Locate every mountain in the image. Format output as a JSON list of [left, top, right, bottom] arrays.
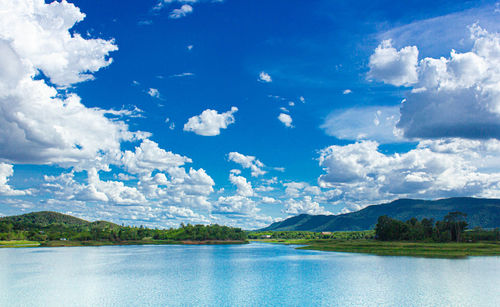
[[262, 197, 500, 232]]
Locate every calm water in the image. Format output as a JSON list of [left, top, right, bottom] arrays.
[[1, 243, 499, 307]]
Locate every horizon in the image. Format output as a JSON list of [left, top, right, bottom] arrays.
[[2, 0, 500, 229]]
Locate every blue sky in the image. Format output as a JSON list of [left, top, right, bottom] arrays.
[[1, 0, 500, 228]]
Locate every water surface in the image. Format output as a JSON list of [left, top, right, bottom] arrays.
[[1, 243, 499, 306]]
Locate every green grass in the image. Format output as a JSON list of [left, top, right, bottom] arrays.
[[254, 239, 500, 258], [0, 240, 40, 247]]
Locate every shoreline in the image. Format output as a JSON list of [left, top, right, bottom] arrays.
[[251, 239, 500, 258]]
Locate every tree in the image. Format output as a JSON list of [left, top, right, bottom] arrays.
[[444, 212, 468, 242]]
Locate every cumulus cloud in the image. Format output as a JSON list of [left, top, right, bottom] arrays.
[[215, 195, 259, 216], [258, 71, 272, 83], [0, 0, 118, 87], [43, 170, 143, 205], [229, 173, 254, 197], [0, 1, 142, 168], [169, 4, 193, 19], [278, 113, 293, 128], [183, 107, 238, 136], [119, 140, 215, 209], [318, 139, 500, 207], [370, 25, 500, 140], [284, 182, 321, 198], [122, 139, 191, 175], [283, 196, 332, 215], [321, 106, 402, 143], [343, 89, 352, 95], [261, 196, 279, 204], [368, 39, 419, 86], [228, 152, 266, 177]]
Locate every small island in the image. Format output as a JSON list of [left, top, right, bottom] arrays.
[[0, 211, 248, 248], [250, 212, 500, 258]]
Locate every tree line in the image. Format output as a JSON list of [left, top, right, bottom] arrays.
[[375, 211, 500, 242], [0, 219, 246, 242], [248, 230, 374, 240]]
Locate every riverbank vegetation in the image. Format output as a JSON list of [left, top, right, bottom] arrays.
[[0, 211, 247, 247], [251, 212, 500, 257]]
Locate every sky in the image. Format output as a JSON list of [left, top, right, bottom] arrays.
[[1, 0, 500, 229]]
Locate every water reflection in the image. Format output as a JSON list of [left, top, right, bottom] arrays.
[[0, 243, 499, 306]]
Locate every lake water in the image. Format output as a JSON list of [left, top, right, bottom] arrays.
[[1, 242, 499, 306]]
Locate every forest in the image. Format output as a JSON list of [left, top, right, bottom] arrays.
[[375, 212, 500, 242]]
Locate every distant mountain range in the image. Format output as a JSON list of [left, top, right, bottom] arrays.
[[261, 197, 500, 232]]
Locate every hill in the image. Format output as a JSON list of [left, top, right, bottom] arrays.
[[262, 197, 500, 232], [1, 211, 90, 227]]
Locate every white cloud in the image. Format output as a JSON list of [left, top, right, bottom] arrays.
[[321, 106, 402, 143], [368, 39, 419, 86], [261, 196, 279, 204], [318, 139, 500, 208], [258, 71, 272, 83], [228, 152, 266, 177], [87, 168, 146, 205], [371, 25, 500, 140], [183, 107, 238, 136], [105, 106, 144, 118], [284, 182, 321, 198], [283, 196, 332, 215], [0, 2, 142, 168], [0, 163, 28, 196], [170, 72, 194, 78], [122, 139, 191, 175], [148, 88, 161, 98], [156, 0, 199, 10], [343, 89, 352, 95], [44, 169, 147, 205], [278, 113, 293, 128], [169, 4, 194, 19], [255, 185, 274, 192], [215, 195, 259, 216], [117, 173, 135, 181], [229, 173, 254, 197], [0, 0, 118, 87], [187, 45, 193, 50]]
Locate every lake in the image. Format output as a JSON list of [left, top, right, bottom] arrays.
[[1, 242, 499, 306]]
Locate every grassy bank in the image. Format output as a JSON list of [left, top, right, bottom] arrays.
[[253, 239, 500, 258], [0, 240, 41, 248]]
